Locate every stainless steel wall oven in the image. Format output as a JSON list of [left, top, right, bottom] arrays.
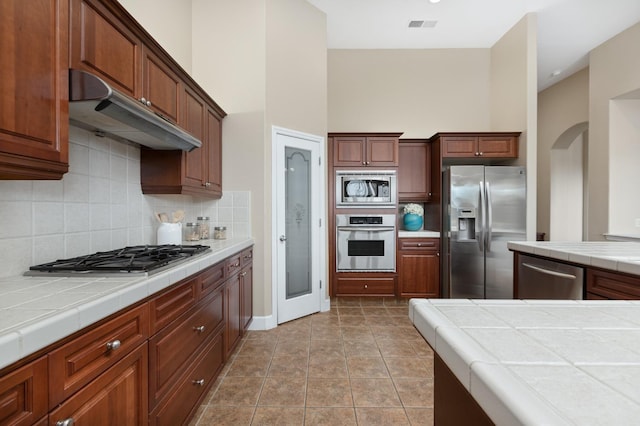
[[336, 214, 396, 272]]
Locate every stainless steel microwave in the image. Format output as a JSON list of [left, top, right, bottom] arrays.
[[335, 170, 397, 208]]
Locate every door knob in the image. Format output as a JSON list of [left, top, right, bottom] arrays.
[[279, 235, 287, 242]]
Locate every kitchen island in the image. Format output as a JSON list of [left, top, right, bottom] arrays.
[[410, 298, 640, 425]]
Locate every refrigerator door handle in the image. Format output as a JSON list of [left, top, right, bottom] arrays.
[[486, 181, 492, 252], [478, 181, 485, 252]]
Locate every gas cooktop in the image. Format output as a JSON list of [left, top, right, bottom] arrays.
[[26, 244, 211, 276]]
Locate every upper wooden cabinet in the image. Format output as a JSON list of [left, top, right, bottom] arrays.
[[70, 0, 181, 124], [398, 139, 431, 202], [330, 133, 401, 167], [434, 132, 520, 159], [0, 0, 69, 179]]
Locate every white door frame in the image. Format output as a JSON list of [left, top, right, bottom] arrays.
[[271, 126, 329, 328]]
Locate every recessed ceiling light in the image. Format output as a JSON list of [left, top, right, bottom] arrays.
[[408, 20, 438, 28], [430, 0, 441, 3], [550, 70, 562, 78]]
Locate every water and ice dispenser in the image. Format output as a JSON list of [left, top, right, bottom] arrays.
[[456, 208, 476, 241]]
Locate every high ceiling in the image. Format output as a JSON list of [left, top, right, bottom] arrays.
[[306, 0, 640, 91]]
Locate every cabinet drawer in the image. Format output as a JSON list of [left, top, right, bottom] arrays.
[[150, 331, 224, 426], [148, 286, 224, 407], [241, 248, 254, 267], [399, 238, 439, 251], [587, 268, 640, 299], [48, 303, 149, 408], [0, 356, 48, 426], [226, 253, 242, 277], [199, 261, 225, 298], [335, 278, 396, 296], [150, 278, 198, 333]]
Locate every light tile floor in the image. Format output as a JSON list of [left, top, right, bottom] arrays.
[[190, 297, 435, 425]]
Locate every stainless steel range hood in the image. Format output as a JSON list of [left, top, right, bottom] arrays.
[[68, 69, 201, 152]]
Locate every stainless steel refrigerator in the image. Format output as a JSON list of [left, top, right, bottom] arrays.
[[442, 165, 526, 299]]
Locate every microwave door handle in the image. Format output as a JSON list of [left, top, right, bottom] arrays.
[[338, 226, 395, 232]]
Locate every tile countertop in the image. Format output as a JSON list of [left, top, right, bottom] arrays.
[[507, 241, 640, 276], [0, 237, 254, 371], [409, 298, 640, 425], [398, 230, 440, 238]]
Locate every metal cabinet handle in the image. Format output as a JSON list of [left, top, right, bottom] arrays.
[[479, 152, 483, 156], [362, 161, 366, 165], [364, 284, 368, 289], [56, 419, 74, 426], [193, 325, 205, 333], [241, 271, 247, 277], [522, 263, 577, 280], [140, 97, 147, 104], [146, 100, 152, 107], [279, 235, 287, 242], [193, 379, 205, 386], [106, 340, 121, 351]]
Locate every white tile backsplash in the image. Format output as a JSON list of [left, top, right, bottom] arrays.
[[0, 126, 251, 278]]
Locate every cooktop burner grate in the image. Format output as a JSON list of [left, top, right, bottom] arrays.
[[28, 244, 211, 274]]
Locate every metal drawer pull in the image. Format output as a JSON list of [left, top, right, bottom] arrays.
[[105, 340, 121, 351], [241, 271, 247, 277], [193, 379, 205, 386], [56, 419, 74, 426], [364, 284, 368, 289], [522, 263, 577, 280], [193, 325, 205, 333]]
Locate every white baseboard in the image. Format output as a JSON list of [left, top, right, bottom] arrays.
[[247, 314, 277, 331]]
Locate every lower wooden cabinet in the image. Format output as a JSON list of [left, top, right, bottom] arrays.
[[586, 268, 640, 299], [398, 238, 440, 298], [0, 245, 253, 426], [334, 276, 396, 296], [0, 356, 48, 426], [49, 342, 149, 426]]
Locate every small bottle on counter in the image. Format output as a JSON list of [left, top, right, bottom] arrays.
[[184, 222, 200, 241], [197, 216, 210, 239], [213, 226, 227, 240]]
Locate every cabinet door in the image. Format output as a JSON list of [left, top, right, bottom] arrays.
[[70, 0, 141, 99], [224, 274, 242, 359], [0, 0, 69, 179], [333, 136, 367, 166], [440, 136, 478, 158], [205, 106, 223, 196], [0, 356, 48, 426], [182, 86, 207, 190], [49, 343, 148, 426], [367, 136, 399, 166], [398, 239, 440, 297], [586, 268, 640, 300], [398, 141, 430, 201], [241, 262, 253, 331], [142, 47, 181, 124], [477, 135, 518, 158]]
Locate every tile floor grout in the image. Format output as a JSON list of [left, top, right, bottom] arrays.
[[190, 297, 434, 425]]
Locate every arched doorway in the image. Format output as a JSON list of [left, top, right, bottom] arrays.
[[549, 122, 589, 241]]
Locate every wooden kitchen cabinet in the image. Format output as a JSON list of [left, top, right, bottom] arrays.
[[240, 248, 254, 331], [48, 303, 150, 408], [140, 92, 225, 198], [330, 133, 401, 167], [0, 356, 48, 426], [586, 268, 640, 300], [334, 276, 396, 296], [49, 342, 149, 426], [398, 238, 440, 297], [435, 132, 520, 159], [0, 0, 69, 179], [398, 139, 432, 201], [70, 0, 180, 123]]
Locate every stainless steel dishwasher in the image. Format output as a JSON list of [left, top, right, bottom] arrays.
[[517, 254, 584, 299]]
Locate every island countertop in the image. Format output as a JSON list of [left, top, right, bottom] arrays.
[[0, 238, 254, 371], [410, 298, 640, 425], [507, 241, 640, 276]]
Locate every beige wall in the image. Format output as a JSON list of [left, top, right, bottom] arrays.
[[589, 22, 640, 240], [489, 13, 537, 240], [117, 0, 193, 73], [537, 68, 589, 239], [327, 49, 492, 136]]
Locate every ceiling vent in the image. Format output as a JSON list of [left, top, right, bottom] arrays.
[[408, 20, 438, 28]]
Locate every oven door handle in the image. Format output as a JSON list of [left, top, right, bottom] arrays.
[[337, 226, 396, 232]]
